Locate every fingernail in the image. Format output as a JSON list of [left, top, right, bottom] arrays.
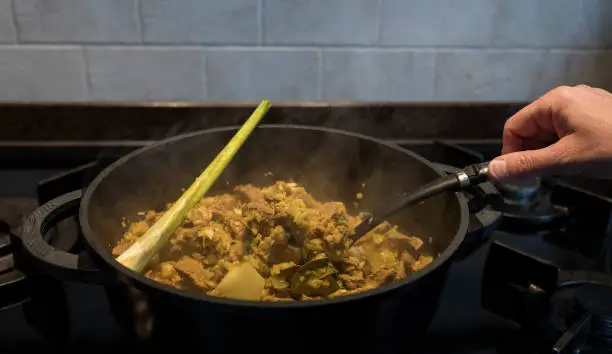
[[489, 159, 508, 179]]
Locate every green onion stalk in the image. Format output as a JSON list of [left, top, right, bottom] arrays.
[[117, 100, 272, 272]]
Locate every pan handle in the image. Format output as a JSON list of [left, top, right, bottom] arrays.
[[19, 190, 113, 284], [453, 178, 503, 261]]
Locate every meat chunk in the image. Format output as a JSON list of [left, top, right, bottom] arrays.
[[345, 225, 425, 288], [237, 185, 275, 237], [199, 222, 244, 263], [234, 184, 267, 204], [411, 255, 434, 272], [173, 256, 217, 290], [251, 226, 301, 265], [186, 194, 238, 227], [111, 221, 150, 257], [145, 262, 183, 288]]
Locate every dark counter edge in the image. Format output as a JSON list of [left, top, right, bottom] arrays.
[[0, 101, 526, 141]]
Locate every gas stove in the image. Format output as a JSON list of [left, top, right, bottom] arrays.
[[0, 138, 611, 353]]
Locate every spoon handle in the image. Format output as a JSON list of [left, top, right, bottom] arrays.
[[352, 161, 490, 240]]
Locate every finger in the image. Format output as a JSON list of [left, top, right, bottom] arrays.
[[590, 87, 612, 97], [489, 138, 574, 180], [501, 124, 522, 155], [502, 126, 558, 155], [575, 84, 611, 97], [501, 87, 572, 154]]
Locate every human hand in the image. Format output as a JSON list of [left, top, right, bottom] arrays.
[[489, 85, 612, 181]]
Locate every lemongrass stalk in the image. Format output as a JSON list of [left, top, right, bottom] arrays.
[[117, 100, 272, 272]]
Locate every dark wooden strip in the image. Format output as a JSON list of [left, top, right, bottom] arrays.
[[0, 103, 523, 141]]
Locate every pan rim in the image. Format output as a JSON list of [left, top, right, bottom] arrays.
[[80, 124, 469, 309]]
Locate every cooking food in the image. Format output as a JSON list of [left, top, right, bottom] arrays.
[[20, 125, 472, 353], [113, 180, 433, 301], [116, 100, 271, 272]]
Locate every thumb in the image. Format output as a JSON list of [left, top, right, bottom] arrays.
[[489, 144, 570, 180]]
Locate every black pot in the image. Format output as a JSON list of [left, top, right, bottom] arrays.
[[19, 126, 491, 353]]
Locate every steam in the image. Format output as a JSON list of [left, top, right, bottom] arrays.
[[87, 106, 437, 254]]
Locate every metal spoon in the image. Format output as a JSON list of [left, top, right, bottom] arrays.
[[290, 162, 491, 297], [290, 255, 339, 297], [351, 161, 490, 242]]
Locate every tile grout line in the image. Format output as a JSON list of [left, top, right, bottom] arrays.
[[0, 42, 609, 52], [375, 0, 383, 45], [200, 48, 207, 100], [135, 0, 143, 43], [80, 46, 92, 101], [317, 49, 324, 100], [431, 49, 439, 101], [258, 0, 264, 45], [8, 0, 19, 43]]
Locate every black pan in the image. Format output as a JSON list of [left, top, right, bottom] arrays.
[[19, 125, 490, 354]]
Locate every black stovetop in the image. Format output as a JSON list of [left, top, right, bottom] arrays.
[[1, 139, 612, 354]]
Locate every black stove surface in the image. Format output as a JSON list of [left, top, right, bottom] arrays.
[[0, 139, 611, 353]]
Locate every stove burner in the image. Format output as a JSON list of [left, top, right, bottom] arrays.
[[2, 138, 610, 353], [496, 177, 541, 203], [575, 284, 612, 345], [0, 221, 29, 311], [483, 241, 612, 353], [493, 178, 568, 229], [550, 283, 612, 353]]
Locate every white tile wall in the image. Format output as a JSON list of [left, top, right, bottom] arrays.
[[0, 0, 16, 43], [558, 51, 612, 89], [141, 0, 258, 44], [322, 49, 435, 101], [14, 0, 139, 43], [491, 0, 596, 48], [0, 0, 609, 102], [86, 47, 204, 101], [583, 0, 612, 46], [380, 0, 499, 47], [204, 48, 320, 100], [264, 0, 380, 45], [0, 46, 86, 100], [434, 50, 552, 101]]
